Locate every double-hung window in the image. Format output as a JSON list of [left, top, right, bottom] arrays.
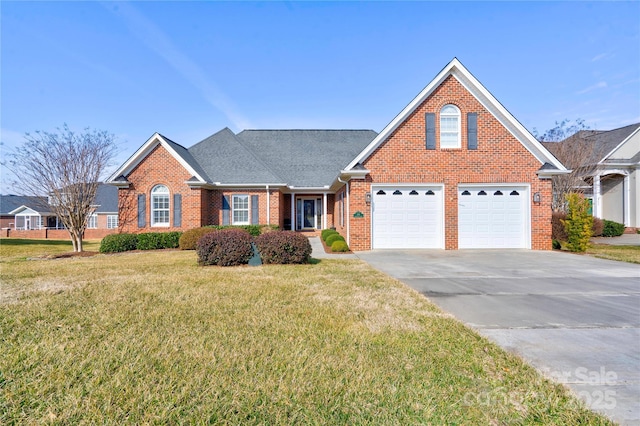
[[440, 104, 461, 149], [107, 215, 118, 229], [151, 185, 170, 226], [87, 214, 98, 229], [232, 195, 249, 225]]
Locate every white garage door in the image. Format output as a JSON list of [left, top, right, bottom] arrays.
[[458, 186, 529, 249], [372, 186, 443, 249]]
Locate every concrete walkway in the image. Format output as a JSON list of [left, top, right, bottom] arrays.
[[308, 236, 358, 259], [592, 234, 640, 246]]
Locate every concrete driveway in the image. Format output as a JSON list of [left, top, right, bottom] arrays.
[[357, 250, 640, 425]]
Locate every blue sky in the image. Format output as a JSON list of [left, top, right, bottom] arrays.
[[1, 1, 639, 193]]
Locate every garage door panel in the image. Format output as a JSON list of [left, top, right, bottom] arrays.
[[458, 186, 528, 249], [373, 186, 443, 249]]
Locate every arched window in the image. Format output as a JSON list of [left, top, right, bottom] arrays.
[[440, 104, 461, 149], [151, 184, 170, 226]]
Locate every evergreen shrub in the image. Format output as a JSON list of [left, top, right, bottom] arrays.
[[100, 233, 138, 253], [602, 220, 625, 237], [179, 227, 218, 250], [325, 234, 345, 246], [562, 193, 593, 252], [331, 240, 350, 252]]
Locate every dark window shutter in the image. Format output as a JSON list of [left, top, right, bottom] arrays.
[[222, 195, 230, 226], [467, 112, 478, 150], [425, 113, 436, 150], [251, 195, 259, 225], [173, 194, 182, 227], [137, 194, 146, 228]]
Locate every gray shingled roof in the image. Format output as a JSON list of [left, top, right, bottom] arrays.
[[0, 195, 47, 214], [1, 183, 117, 215], [93, 184, 118, 213], [188, 128, 284, 185], [544, 123, 639, 167], [236, 130, 378, 187], [159, 133, 211, 182]]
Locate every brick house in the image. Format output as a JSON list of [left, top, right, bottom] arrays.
[[107, 58, 566, 250]]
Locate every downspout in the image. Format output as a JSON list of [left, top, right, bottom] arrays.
[[266, 185, 270, 225], [337, 176, 350, 246]]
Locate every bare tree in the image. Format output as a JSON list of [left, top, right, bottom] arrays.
[[536, 119, 600, 212], [5, 124, 117, 251]]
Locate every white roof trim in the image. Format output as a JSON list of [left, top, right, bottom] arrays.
[[599, 125, 640, 164], [9, 206, 41, 215], [106, 133, 207, 184], [345, 58, 566, 172]]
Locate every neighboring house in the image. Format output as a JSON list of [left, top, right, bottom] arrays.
[[0, 184, 119, 239], [544, 123, 640, 228], [107, 58, 566, 250]]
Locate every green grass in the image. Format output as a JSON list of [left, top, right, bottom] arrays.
[[0, 240, 612, 424], [587, 243, 640, 264], [0, 237, 101, 259]]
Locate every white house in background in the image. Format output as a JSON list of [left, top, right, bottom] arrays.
[[547, 123, 639, 228]]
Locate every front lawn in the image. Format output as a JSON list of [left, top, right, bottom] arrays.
[[587, 243, 640, 264], [0, 240, 611, 424]]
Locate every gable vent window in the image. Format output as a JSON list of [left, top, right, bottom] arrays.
[[409, 190, 419, 195], [393, 190, 403, 195], [510, 190, 520, 196], [461, 190, 471, 196], [440, 104, 461, 149], [426, 190, 435, 195], [376, 190, 386, 195], [494, 190, 503, 196], [478, 190, 487, 196]]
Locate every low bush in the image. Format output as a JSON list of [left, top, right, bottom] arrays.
[[321, 229, 338, 241], [592, 217, 604, 237], [179, 227, 218, 250], [255, 231, 312, 264], [552, 239, 562, 250], [100, 233, 138, 253], [196, 228, 254, 266], [325, 234, 345, 246], [137, 232, 182, 250], [552, 212, 568, 242], [331, 240, 350, 252], [205, 225, 262, 237], [602, 220, 625, 237]]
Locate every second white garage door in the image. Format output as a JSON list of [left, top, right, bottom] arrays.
[[372, 185, 444, 249], [458, 185, 529, 249]]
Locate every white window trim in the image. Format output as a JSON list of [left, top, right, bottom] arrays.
[[107, 215, 118, 229], [87, 213, 98, 229], [232, 194, 250, 225], [151, 185, 170, 227], [440, 104, 461, 149]]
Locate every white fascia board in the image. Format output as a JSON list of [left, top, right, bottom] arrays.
[[207, 183, 288, 188], [537, 168, 572, 179], [340, 168, 370, 178], [345, 58, 567, 172], [599, 126, 640, 164], [9, 206, 39, 215], [106, 133, 207, 184]]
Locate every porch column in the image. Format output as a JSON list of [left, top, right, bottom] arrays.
[[624, 174, 630, 226], [290, 194, 295, 231], [266, 185, 270, 225], [323, 192, 327, 229], [593, 174, 601, 219]]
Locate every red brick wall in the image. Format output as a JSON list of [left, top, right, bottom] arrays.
[[119, 144, 205, 233], [350, 75, 552, 251], [208, 189, 281, 227]]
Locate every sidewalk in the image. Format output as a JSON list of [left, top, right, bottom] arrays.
[[308, 236, 358, 259], [591, 233, 640, 246]]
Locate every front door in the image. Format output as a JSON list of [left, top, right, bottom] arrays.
[[303, 199, 315, 228]]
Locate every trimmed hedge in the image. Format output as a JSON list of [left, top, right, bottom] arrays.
[[137, 232, 182, 250], [179, 227, 218, 250], [255, 231, 312, 264], [100, 233, 138, 253], [331, 240, 350, 252], [196, 228, 254, 266], [325, 234, 345, 246], [602, 220, 625, 237], [205, 225, 265, 237], [321, 229, 338, 241]]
